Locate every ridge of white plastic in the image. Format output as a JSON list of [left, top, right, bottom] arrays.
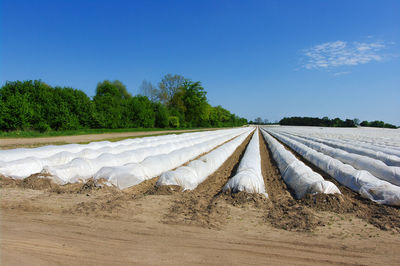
[[260, 129, 340, 199], [223, 130, 267, 197], [266, 129, 400, 206], [156, 128, 254, 190]]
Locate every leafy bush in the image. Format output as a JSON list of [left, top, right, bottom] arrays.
[[168, 116, 180, 128], [36, 121, 51, 133]]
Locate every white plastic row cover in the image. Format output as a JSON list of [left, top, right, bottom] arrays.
[[0, 129, 230, 162], [278, 132, 400, 187], [272, 126, 400, 157], [266, 130, 400, 206], [41, 128, 245, 184], [279, 130, 400, 167], [260, 129, 340, 199], [223, 130, 267, 196], [94, 128, 252, 189], [156, 128, 254, 190], [0, 129, 238, 181]]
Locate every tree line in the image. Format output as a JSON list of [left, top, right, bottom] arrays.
[[279, 116, 397, 128], [359, 120, 397, 129], [280, 116, 357, 127], [0, 74, 247, 132]]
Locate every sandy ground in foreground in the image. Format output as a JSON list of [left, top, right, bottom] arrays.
[[1, 130, 400, 265]]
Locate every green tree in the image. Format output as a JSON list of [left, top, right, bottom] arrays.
[[153, 102, 169, 128], [181, 81, 209, 127], [95, 80, 131, 99], [158, 74, 186, 104], [93, 80, 131, 128], [127, 96, 155, 128], [209, 105, 231, 127], [0, 92, 33, 130]]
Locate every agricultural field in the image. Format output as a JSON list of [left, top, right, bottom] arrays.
[[1, 126, 400, 265]]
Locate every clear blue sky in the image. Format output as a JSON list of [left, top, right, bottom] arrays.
[[1, 0, 399, 124]]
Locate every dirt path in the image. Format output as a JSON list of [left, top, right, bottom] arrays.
[[1, 128, 400, 265], [0, 128, 218, 149]]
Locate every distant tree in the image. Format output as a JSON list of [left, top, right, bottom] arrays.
[[344, 119, 356, 127], [209, 105, 231, 127], [158, 74, 186, 105], [127, 95, 155, 128], [95, 80, 131, 100], [280, 116, 356, 127], [139, 80, 159, 102], [359, 119, 397, 128], [93, 80, 133, 128], [353, 118, 360, 126], [332, 117, 344, 127], [181, 81, 209, 127], [264, 119, 269, 124], [369, 120, 385, 128], [0, 89, 33, 130], [255, 117, 263, 124], [384, 123, 397, 129], [153, 102, 169, 128], [93, 95, 126, 128]]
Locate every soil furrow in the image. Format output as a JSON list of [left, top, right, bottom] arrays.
[[162, 131, 254, 228]]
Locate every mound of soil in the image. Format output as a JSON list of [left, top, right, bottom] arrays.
[[300, 193, 349, 213], [0, 174, 56, 190], [220, 190, 269, 208], [50, 179, 99, 194], [146, 185, 183, 195]]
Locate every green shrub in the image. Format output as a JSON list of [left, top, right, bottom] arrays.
[[168, 116, 180, 128], [36, 121, 51, 133]]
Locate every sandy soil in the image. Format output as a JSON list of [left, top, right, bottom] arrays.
[[1, 128, 400, 265], [0, 128, 217, 149]]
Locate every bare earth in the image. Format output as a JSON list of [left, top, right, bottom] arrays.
[[1, 129, 400, 265]]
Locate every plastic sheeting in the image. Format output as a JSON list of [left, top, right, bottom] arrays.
[[156, 128, 254, 190], [284, 132, 400, 167], [95, 128, 252, 189], [270, 126, 400, 157], [40, 129, 244, 183], [0, 128, 239, 181], [326, 138, 400, 158], [260, 129, 340, 199], [277, 132, 400, 187], [266, 129, 400, 206], [0, 129, 228, 162], [223, 130, 267, 196]]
